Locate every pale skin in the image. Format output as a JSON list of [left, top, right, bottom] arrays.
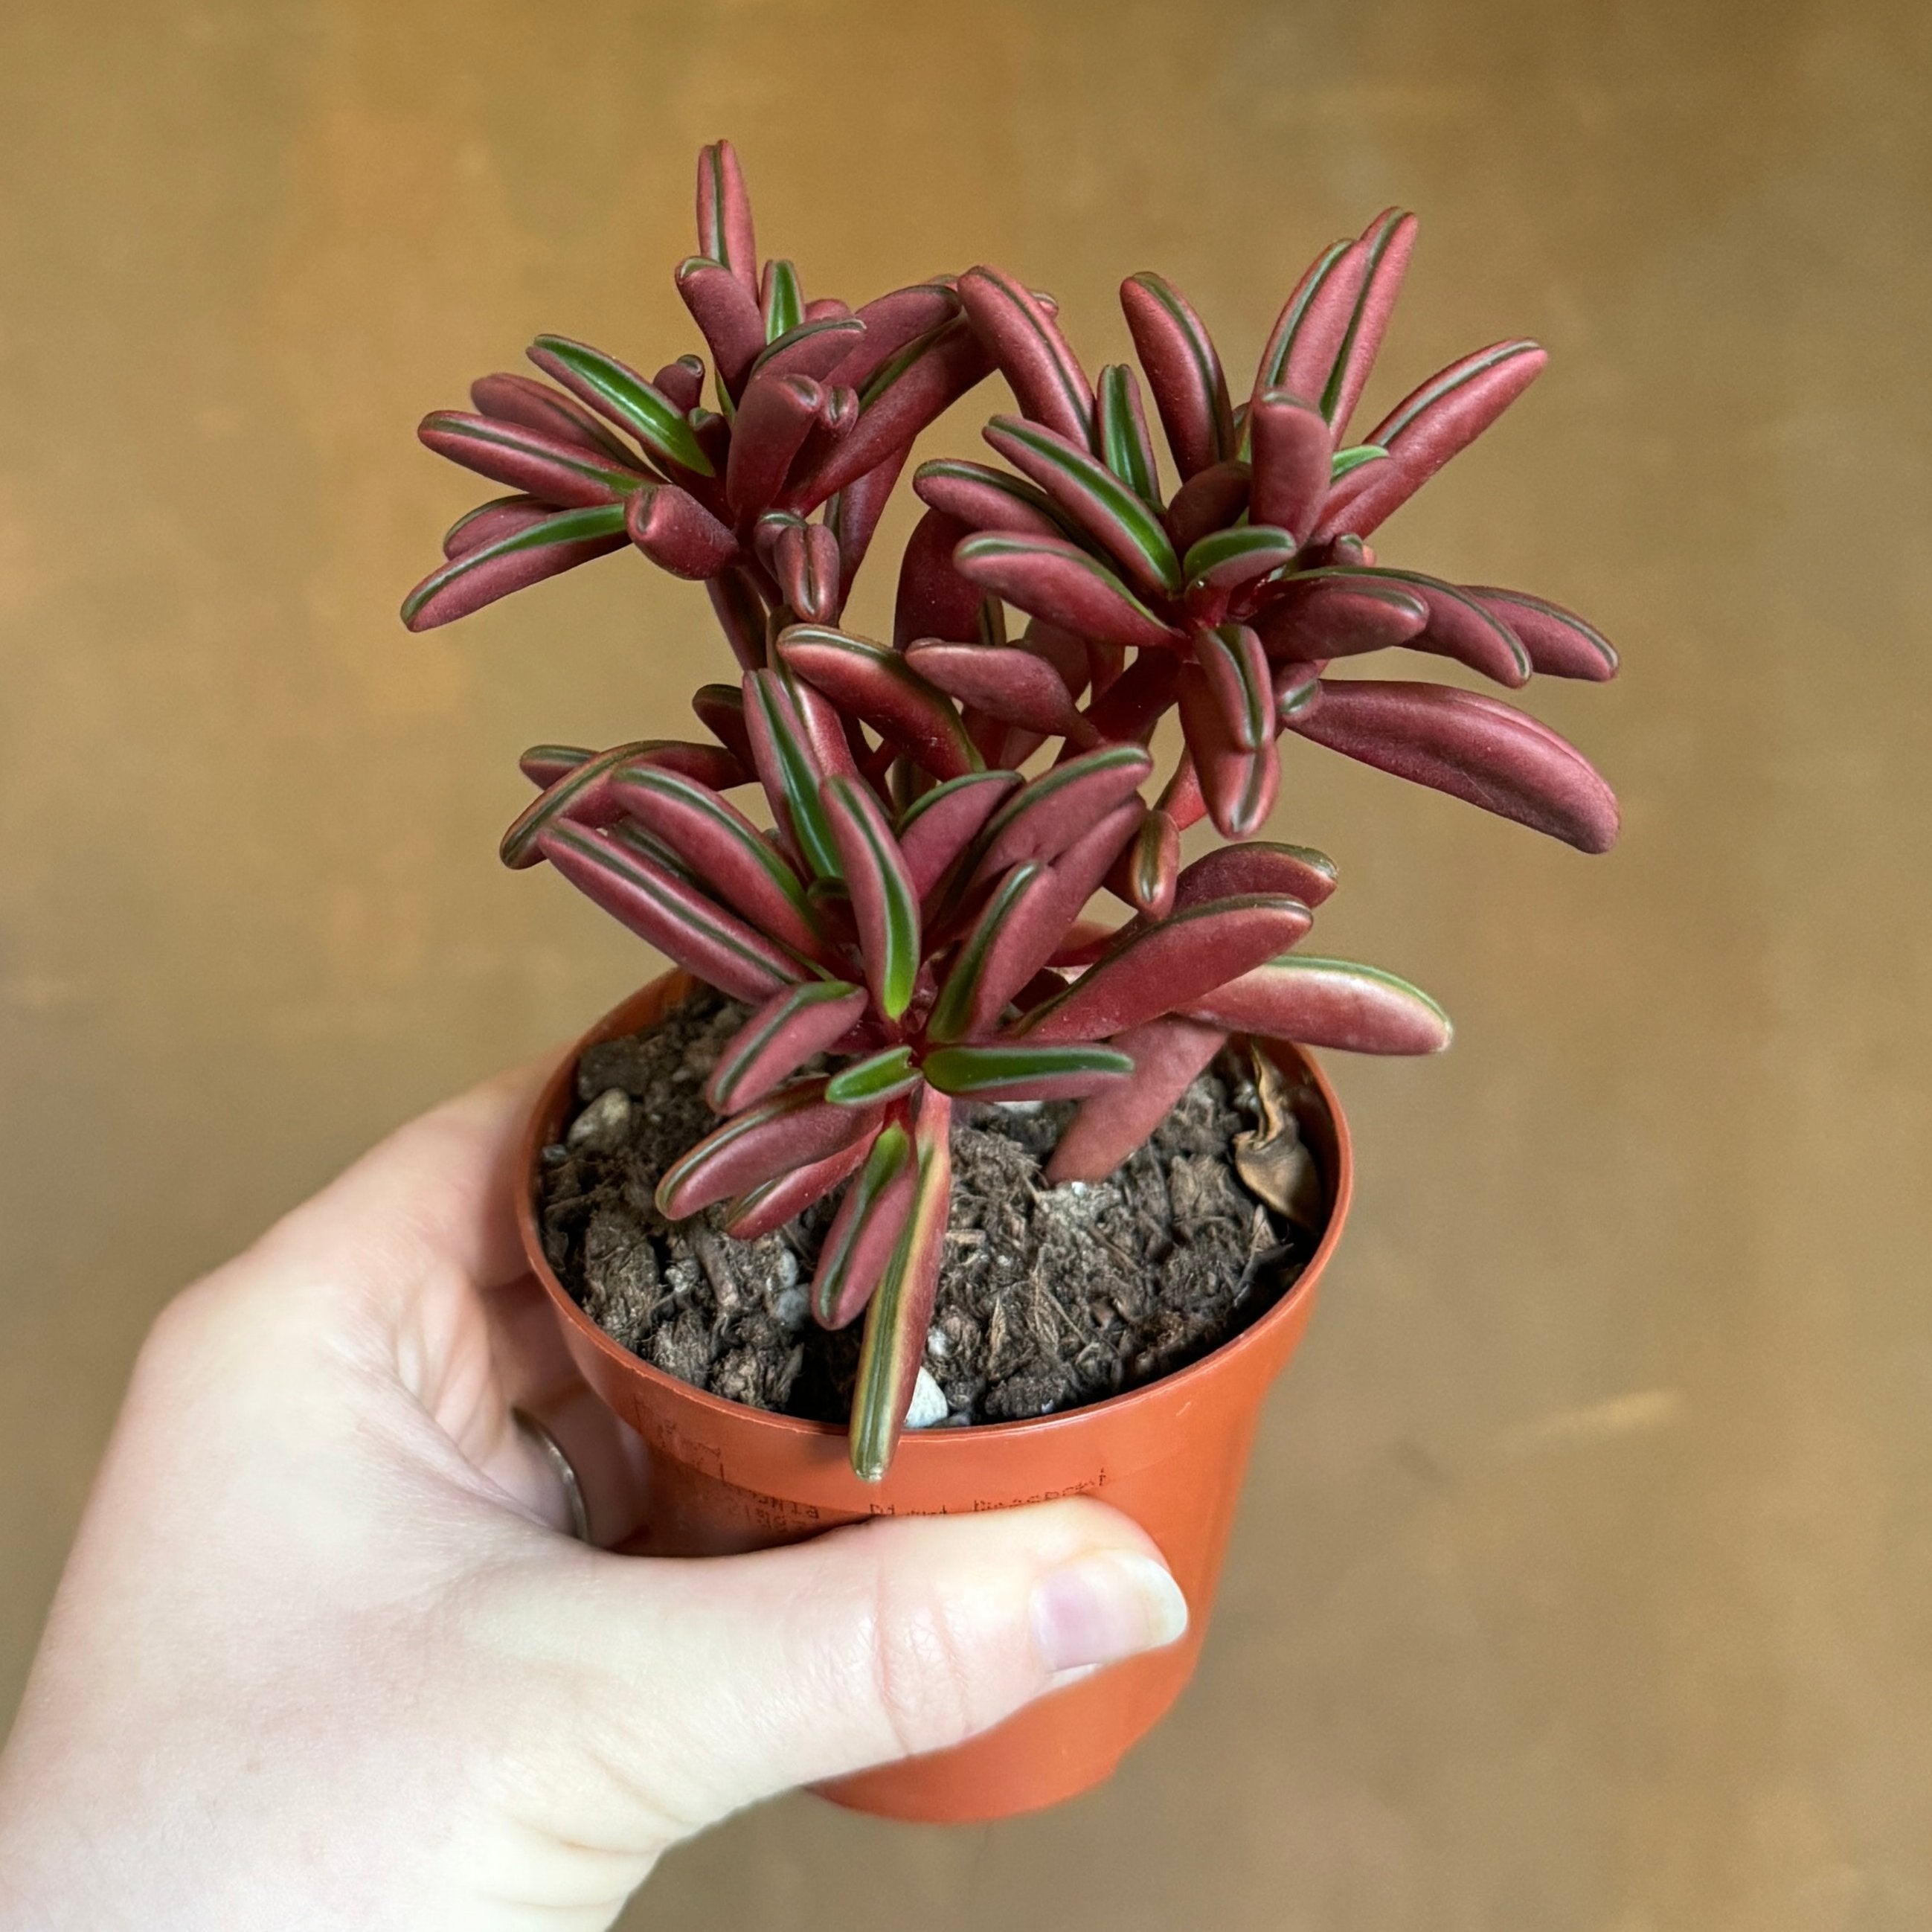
[[0, 1065, 1187, 1931]]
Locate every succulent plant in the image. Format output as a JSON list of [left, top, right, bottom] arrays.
[[402, 141, 991, 652], [405, 144, 1621, 1477], [504, 643, 1448, 1477], [886, 215, 1620, 918]]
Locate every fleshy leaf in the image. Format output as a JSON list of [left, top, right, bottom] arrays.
[[742, 669, 842, 879], [1248, 389, 1332, 538], [1197, 623, 1273, 753], [723, 1132, 875, 1241], [1313, 339, 1547, 542], [725, 372, 825, 517], [1119, 272, 1233, 479], [1096, 362, 1163, 506], [1110, 807, 1179, 917], [469, 371, 640, 465], [528, 336, 713, 478], [1046, 1016, 1228, 1184], [896, 769, 1021, 898], [777, 625, 982, 780], [1297, 567, 1530, 687], [1172, 840, 1336, 911], [1462, 586, 1620, 681], [749, 314, 867, 385], [1182, 524, 1299, 591], [1284, 678, 1620, 852], [822, 774, 921, 1019], [443, 494, 550, 559], [502, 739, 746, 867], [1322, 208, 1419, 436], [1253, 572, 1428, 661], [953, 533, 1183, 652], [849, 1093, 953, 1480], [983, 415, 1181, 597], [655, 1079, 879, 1220], [609, 763, 825, 957], [1164, 457, 1252, 556], [1177, 662, 1279, 838], [675, 255, 766, 399], [957, 266, 1094, 445], [1254, 237, 1369, 408], [810, 1120, 917, 1329], [1018, 894, 1314, 1043], [903, 640, 1094, 745], [972, 742, 1153, 879], [914, 457, 1067, 540], [707, 980, 870, 1113], [400, 503, 627, 631], [536, 821, 804, 1003], [417, 411, 641, 507], [1186, 954, 1452, 1054], [923, 1042, 1132, 1101], [625, 484, 739, 579], [696, 139, 757, 296], [705, 565, 769, 672], [825, 1046, 922, 1106], [761, 257, 803, 342]]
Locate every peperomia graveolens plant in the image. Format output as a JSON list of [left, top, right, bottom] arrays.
[[405, 143, 1617, 1477]]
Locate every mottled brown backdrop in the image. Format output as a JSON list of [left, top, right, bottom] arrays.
[[4, 1, 1929, 1925]]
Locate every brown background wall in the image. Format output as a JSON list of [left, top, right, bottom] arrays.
[[3, 1, 1929, 1925]]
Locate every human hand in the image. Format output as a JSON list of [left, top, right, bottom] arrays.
[[0, 1065, 1186, 1931]]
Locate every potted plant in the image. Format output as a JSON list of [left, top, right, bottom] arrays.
[[402, 141, 1619, 1821]]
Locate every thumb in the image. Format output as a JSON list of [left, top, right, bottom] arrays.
[[542, 1499, 1188, 1829]]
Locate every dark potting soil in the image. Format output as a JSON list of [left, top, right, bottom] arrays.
[[536, 989, 1323, 1428]]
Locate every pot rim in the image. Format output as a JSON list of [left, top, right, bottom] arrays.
[[518, 972, 1355, 1452]]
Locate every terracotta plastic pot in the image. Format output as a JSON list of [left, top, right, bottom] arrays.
[[517, 972, 1354, 1823]]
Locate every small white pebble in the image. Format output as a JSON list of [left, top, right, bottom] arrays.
[[771, 1247, 799, 1288], [904, 1367, 949, 1429], [772, 1286, 809, 1330], [925, 1325, 951, 1360], [993, 1099, 1043, 1115], [567, 1087, 632, 1151]]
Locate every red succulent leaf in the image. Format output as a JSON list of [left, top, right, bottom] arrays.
[[1313, 340, 1547, 543], [771, 519, 841, 623], [675, 255, 766, 399], [1177, 663, 1280, 839], [1164, 458, 1252, 556], [823, 445, 908, 604], [795, 317, 992, 507], [692, 682, 756, 768], [400, 503, 627, 631], [1284, 678, 1620, 852], [1254, 237, 1370, 410], [810, 1119, 918, 1329], [1019, 893, 1313, 1044], [609, 763, 826, 957], [760, 257, 803, 342], [536, 821, 806, 1003], [650, 356, 708, 414], [624, 484, 739, 579], [914, 457, 1068, 541], [1461, 586, 1620, 681], [1045, 1015, 1228, 1184], [1106, 806, 1179, 917], [527, 335, 713, 479], [830, 283, 961, 391], [1291, 567, 1530, 686], [903, 640, 1096, 745], [1196, 623, 1274, 753], [748, 314, 867, 385], [655, 1078, 880, 1220], [777, 625, 982, 779], [957, 266, 1094, 446], [1185, 954, 1452, 1054], [1082, 648, 1182, 744], [722, 1130, 875, 1241], [742, 668, 845, 878], [696, 139, 757, 298], [825, 1046, 923, 1106], [952, 532, 1183, 652], [983, 416, 1181, 597], [442, 495, 550, 560], [1095, 362, 1163, 506], [1248, 389, 1334, 537], [1181, 524, 1300, 594], [1172, 839, 1336, 911], [417, 411, 641, 507], [972, 742, 1152, 879], [469, 372, 641, 466], [894, 507, 984, 649], [1322, 208, 1419, 437], [849, 1092, 953, 1480], [822, 774, 921, 1019], [922, 1042, 1132, 1103], [1253, 572, 1428, 660], [706, 980, 870, 1113], [725, 371, 824, 518], [705, 565, 770, 672], [1118, 272, 1233, 481], [517, 743, 591, 787], [895, 769, 1021, 899], [502, 737, 750, 867]]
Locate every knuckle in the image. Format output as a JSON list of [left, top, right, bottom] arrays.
[[863, 1559, 988, 1759]]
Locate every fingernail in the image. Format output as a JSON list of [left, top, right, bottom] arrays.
[[1030, 1550, 1190, 1675]]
